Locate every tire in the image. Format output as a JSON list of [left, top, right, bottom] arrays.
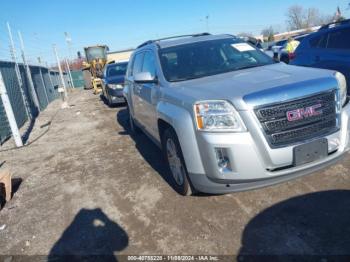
[[83, 70, 93, 89], [106, 94, 112, 106], [127, 104, 141, 135], [280, 54, 290, 64], [161, 128, 193, 196]]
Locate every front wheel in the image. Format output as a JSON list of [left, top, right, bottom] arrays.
[[106, 94, 112, 106], [161, 128, 193, 196]]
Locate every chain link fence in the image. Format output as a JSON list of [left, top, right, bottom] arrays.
[[0, 60, 69, 144]]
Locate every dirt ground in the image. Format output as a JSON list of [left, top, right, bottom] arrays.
[[0, 89, 349, 259]]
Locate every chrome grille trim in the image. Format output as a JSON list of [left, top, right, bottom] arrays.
[[254, 90, 339, 147]]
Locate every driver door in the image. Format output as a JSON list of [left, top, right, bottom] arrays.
[[130, 52, 145, 125], [137, 50, 160, 138]]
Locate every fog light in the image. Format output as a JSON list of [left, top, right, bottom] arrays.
[[218, 157, 229, 169], [215, 148, 231, 172]]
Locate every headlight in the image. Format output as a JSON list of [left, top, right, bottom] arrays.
[[109, 84, 123, 90], [194, 100, 246, 132], [335, 72, 347, 106]]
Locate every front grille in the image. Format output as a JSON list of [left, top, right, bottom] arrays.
[[255, 90, 338, 147]]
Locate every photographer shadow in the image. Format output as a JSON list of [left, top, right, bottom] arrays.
[[238, 190, 350, 261], [48, 208, 128, 261]]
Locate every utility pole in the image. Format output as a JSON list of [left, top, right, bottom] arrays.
[[34, 33, 43, 66], [18, 31, 41, 112], [0, 70, 23, 147], [65, 58, 74, 88], [53, 44, 68, 104], [7, 22, 31, 119], [64, 32, 73, 61]]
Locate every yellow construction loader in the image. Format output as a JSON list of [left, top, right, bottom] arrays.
[[82, 45, 109, 94]]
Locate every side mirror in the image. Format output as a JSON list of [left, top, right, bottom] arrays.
[[134, 72, 158, 84]]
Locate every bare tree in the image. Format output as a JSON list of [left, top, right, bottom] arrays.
[[261, 26, 275, 41], [318, 14, 335, 25], [286, 5, 305, 30], [237, 32, 253, 38], [286, 5, 334, 30], [306, 8, 320, 27]]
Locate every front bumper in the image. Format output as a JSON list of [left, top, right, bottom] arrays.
[[107, 88, 125, 104], [189, 102, 350, 194]]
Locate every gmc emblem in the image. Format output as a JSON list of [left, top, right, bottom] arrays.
[[286, 104, 322, 122]]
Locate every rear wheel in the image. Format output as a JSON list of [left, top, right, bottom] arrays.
[[280, 54, 290, 64], [161, 128, 193, 196]]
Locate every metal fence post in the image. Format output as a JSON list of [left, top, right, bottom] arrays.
[[39, 67, 50, 105], [0, 70, 23, 147], [48, 70, 55, 95], [53, 45, 68, 99], [65, 58, 74, 88], [18, 31, 41, 112], [7, 22, 31, 119]]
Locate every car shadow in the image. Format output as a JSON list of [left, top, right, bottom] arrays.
[[116, 109, 213, 196], [116, 108, 185, 195], [238, 190, 350, 261], [48, 208, 128, 261]]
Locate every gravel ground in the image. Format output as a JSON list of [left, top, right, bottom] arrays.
[[0, 89, 349, 259]]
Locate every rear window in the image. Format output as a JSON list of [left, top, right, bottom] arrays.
[[327, 28, 350, 49], [310, 27, 350, 50], [106, 62, 128, 77]]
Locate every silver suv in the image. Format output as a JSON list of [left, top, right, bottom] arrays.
[[123, 33, 350, 196]]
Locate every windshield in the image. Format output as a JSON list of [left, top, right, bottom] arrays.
[[86, 47, 107, 61], [159, 38, 274, 82], [106, 62, 128, 77]]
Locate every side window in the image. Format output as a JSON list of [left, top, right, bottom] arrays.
[[327, 28, 350, 49], [142, 51, 156, 78], [310, 34, 327, 48], [131, 52, 144, 76]]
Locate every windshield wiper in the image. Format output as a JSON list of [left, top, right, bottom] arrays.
[[170, 75, 206, 82], [236, 64, 264, 71]]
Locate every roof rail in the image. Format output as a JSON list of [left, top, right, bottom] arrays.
[[136, 33, 211, 49], [319, 19, 350, 30], [137, 40, 154, 49]]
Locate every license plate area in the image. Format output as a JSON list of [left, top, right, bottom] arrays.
[[293, 138, 328, 166]]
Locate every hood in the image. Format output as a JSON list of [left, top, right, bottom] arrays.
[[105, 75, 125, 84], [169, 63, 337, 110]]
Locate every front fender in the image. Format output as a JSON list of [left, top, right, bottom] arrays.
[[157, 101, 205, 175], [122, 84, 130, 101]]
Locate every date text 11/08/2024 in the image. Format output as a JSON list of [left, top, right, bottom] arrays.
[[127, 255, 220, 261]]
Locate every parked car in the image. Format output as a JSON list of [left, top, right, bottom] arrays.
[[269, 34, 308, 63], [245, 36, 264, 50], [123, 33, 350, 196], [290, 19, 350, 90], [101, 61, 128, 105], [265, 39, 287, 59]]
